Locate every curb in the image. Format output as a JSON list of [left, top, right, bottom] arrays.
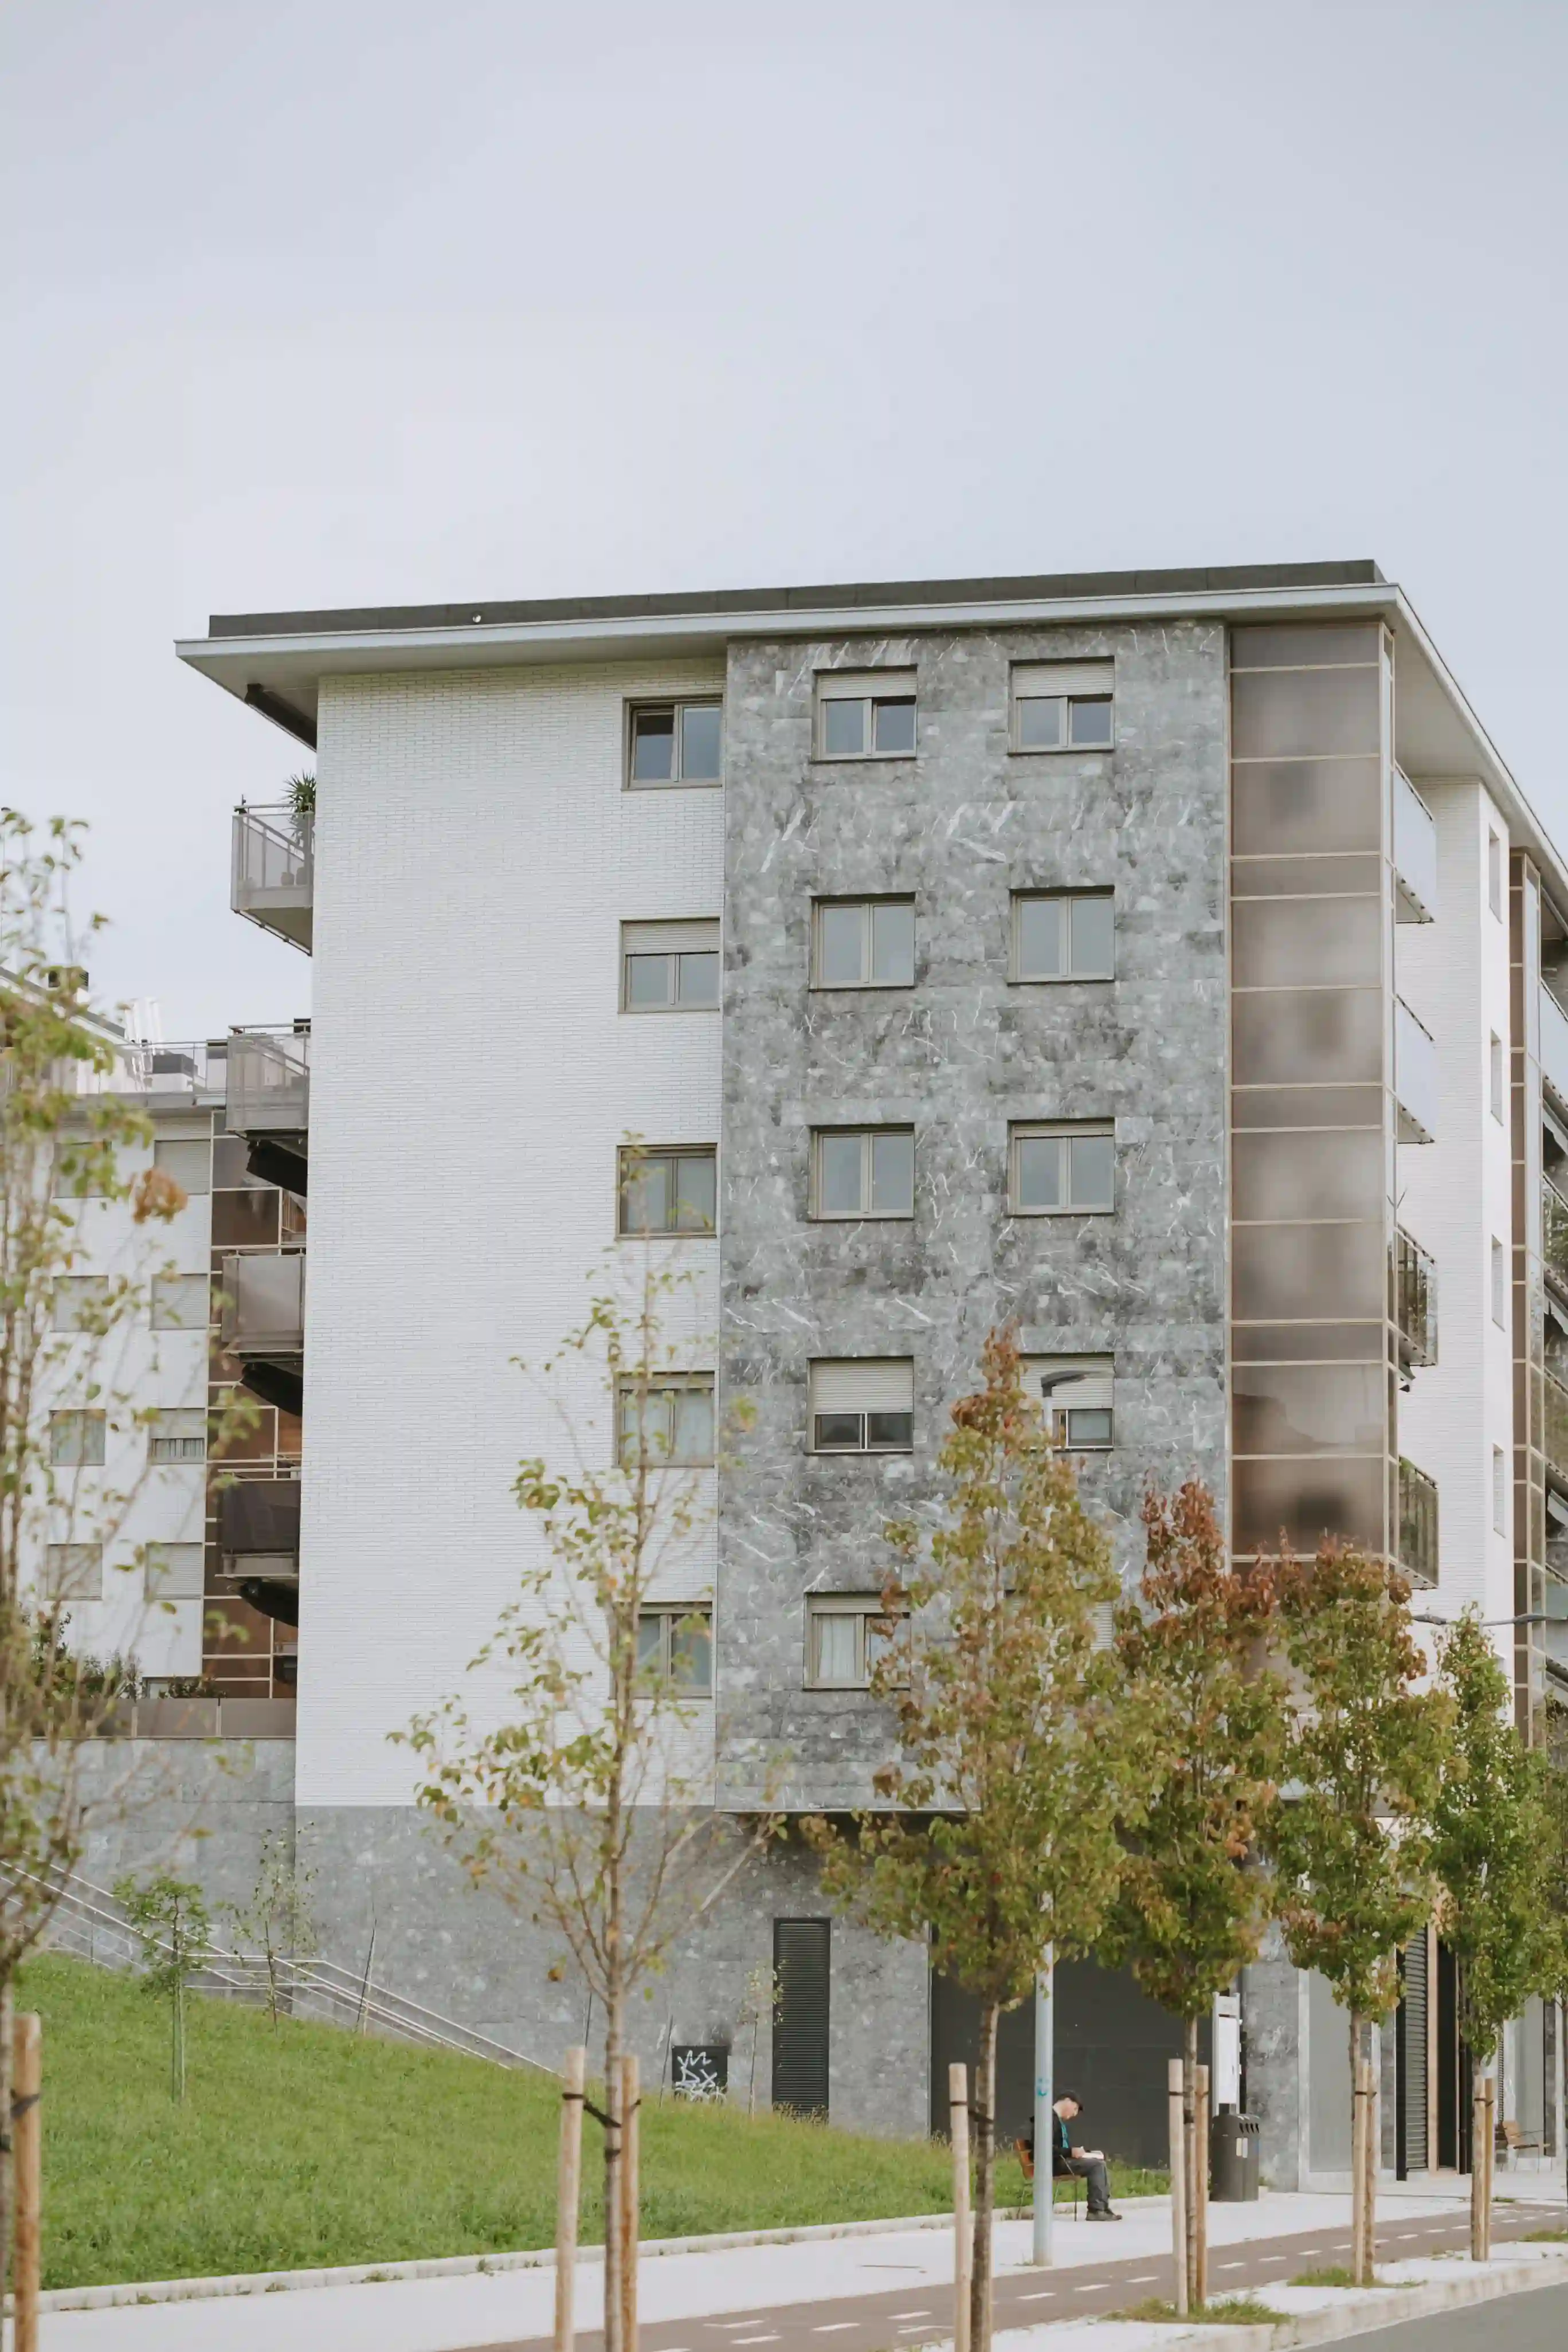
[[1136, 2248, 1568, 2351]]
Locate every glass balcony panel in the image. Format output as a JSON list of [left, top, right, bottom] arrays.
[[1231, 667, 1382, 761], [1541, 985, 1568, 1111], [1232, 1321, 1385, 1362], [231, 806, 313, 953], [219, 1253, 305, 1358], [218, 1476, 301, 1561], [1397, 1457, 1440, 1586], [1232, 1127, 1385, 1223], [1232, 895, 1383, 990], [1230, 624, 1382, 670], [1394, 1228, 1438, 1367], [1545, 1371, 1568, 1487], [1232, 1455, 1386, 1556], [1232, 1084, 1383, 1131], [1393, 769, 1438, 922], [226, 1029, 310, 1136], [1232, 1221, 1387, 1320], [1232, 854, 1383, 899], [1232, 987, 1384, 1085], [1394, 998, 1438, 1143], [1233, 1363, 1387, 1456], [1544, 1182, 1568, 1296], [1232, 759, 1383, 856]]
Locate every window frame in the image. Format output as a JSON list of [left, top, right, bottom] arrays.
[[148, 1408, 208, 1467], [804, 1593, 910, 1689], [810, 896, 916, 990], [1010, 661, 1116, 755], [1028, 1356, 1116, 1452], [151, 1271, 214, 1331], [49, 1408, 106, 1467], [636, 1604, 715, 1695], [620, 921, 722, 1014], [625, 699, 724, 791], [1009, 1121, 1117, 1216], [814, 671, 919, 763], [44, 1541, 104, 1604], [809, 1126, 915, 1221], [1010, 889, 1116, 983], [616, 1145, 718, 1238], [616, 1373, 716, 1469]]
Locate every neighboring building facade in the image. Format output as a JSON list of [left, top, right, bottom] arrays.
[[174, 560, 1567, 2179]]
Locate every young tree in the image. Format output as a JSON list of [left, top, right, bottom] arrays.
[[224, 1829, 319, 2027], [115, 1871, 213, 2102], [0, 812, 226, 2291], [401, 1213, 772, 2352], [1263, 1542, 1449, 2284], [737, 1961, 782, 2117], [1428, 1614, 1557, 2260], [1102, 1481, 1285, 2309], [805, 1329, 1150, 2352]]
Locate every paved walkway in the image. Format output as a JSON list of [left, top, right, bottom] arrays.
[[36, 2182, 1568, 2352]]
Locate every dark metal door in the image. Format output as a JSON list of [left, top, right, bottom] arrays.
[[773, 1918, 830, 2119]]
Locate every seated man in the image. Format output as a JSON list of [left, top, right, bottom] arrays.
[[1050, 2090, 1119, 2220]]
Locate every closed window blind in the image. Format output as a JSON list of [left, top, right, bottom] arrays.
[[816, 667, 916, 701], [773, 1918, 830, 2119], [810, 1359, 914, 1415], [621, 919, 720, 955], [1026, 1355, 1114, 1413], [1012, 660, 1114, 699]]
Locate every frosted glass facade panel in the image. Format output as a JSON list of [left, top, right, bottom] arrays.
[[1232, 988, 1384, 1085], [1232, 895, 1382, 989], [1232, 854, 1383, 900], [1232, 760, 1383, 856], [1232, 667, 1382, 760], [1230, 624, 1382, 671], [1233, 1363, 1388, 1456], [1233, 1128, 1385, 1224], [1232, 1322, 1385, 1363], [1231, 1084, 1383, 1131], [1232, 1221, 1386, 1321], [1232, 1455, 1386, 1555]]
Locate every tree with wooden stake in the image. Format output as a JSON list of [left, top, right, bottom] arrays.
[[401, 1197, 775, 2352], [1102, 1481, 1285, 2312], [114, 1872, 213, 2102], [1261, 1543, 1449, 2287], [1427, 1614, 1557, 2263], [222, 1829, 318, 2027], [804, 1329, 1151, 2352]]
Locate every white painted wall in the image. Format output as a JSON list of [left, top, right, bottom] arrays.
[[1395, 778, 1516, 1640], [302, 661, 724, 1806]]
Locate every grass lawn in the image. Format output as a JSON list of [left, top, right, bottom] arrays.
[[18, 1955, 1165, 2289]]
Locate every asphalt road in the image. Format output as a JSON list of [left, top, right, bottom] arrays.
[[1330, 2277, 1568, 2352], [467, 2200, 1566, 2352]]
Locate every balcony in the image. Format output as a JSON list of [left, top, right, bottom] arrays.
[[1394, 1228, 1437, 1369], [56, 1036, 221, 1103], [1546, 1181, 1568, 1297], [218, 1475, 300, 1577], [1547, 1372, 1568, 1489], [219, 1251, 304, 1417], [226, 1025, 309, 1139], [1393, 769, 1437, 923], [1542, 985, 1568, 1114], [1397, 1457, 1438, 1586], [232, 804, 313, 954], [1394, 998, 1438, 1143]]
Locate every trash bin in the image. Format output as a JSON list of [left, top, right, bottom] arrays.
[[1209, 2110, 1261, 2202]]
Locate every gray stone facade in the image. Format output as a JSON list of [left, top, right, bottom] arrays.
[[716, 623, 1231, 1810]]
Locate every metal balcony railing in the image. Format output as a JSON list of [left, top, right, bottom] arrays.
[[1546, 1182, 1568, 1297], [1546, 1372, 1568, 1488], [1393, 768, 1437, 923], [1397, 1457, 1438, 1587], [1394, 999, 1438, 1144], [54, 1037, 221, 1101], [232, 804, 313, 953], [217, 1475, 301, 1574], [1543, 985, 1568, 1114], [226, 1024, 309, 1136], [219, 1251, 305, 1359], [1395, 1228, 1438, 1368]]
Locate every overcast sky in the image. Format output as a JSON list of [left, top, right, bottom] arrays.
[[4, 0, 1566, 1037]]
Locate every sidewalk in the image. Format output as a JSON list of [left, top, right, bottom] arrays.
[[29, 2179, 1566, 2352]]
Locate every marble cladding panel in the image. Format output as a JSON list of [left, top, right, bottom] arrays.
[[718, 624, 1230, 1809]]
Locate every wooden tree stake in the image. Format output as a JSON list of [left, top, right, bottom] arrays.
[[621, 2052, 640, 2352], [1193, 2063, 1209, 2308], [950, 2063, 971, 2352], [555, 2047, 585, 2352], [11, 2012, 41, 2352], [1167, 2058, 1187, 2315], [1351, 2059, 1368, 2286]]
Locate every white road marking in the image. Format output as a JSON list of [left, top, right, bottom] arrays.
[[812, 2328, 859, 2335], [1217, 2259, 1247, 2269], [730, 2337, 779, 2345], [1073, 2283, 1103, 2293], [1015, 2291, 1057, 2301], [1126, 2274, 1159, 2283]]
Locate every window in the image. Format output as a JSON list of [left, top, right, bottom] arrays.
[[812, 1128, 914, 1220], [1488, 830, 1503, 919], [1010, 1122, 1115, 1214], [1489, 1033, 1504, 1123], [636, 1606, 714, 1694], [1012, 660, 1115, 752], [621, 920, 720, 1012], [152, 1272, 211, 1331], [617, 1375, 715, 1467], [809, 1358, 914, 1453], [145, 1542, 205, 1601], [1012, 891, 1115, 981], [154, 1137, 211, 1195], [812, 897, 915, 989], [1024, 1355, 1115, 1449], [57, 1142, 113, 1198], [815, 668, 918, 759], [805, 1594, 908, 1688], [150, 1408, 207, 1465], [628, 701, 723, 789], [1492, 1447, 1507, 1536], [44, 1543, 103, 1603], [50, 1409, 104, 1467], [1491, 1237, 1507, 1327], [618, 1147, 717, 1236], [52, 1276, 112, 1332]]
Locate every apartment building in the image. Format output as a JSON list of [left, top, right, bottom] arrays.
[[175, 559, 1566, 2182]]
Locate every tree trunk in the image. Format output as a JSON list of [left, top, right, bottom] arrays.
[[970, 2000, 998, 2352], [1, 1971, 14, 2318], [1183, 2014, 1199, 2310]]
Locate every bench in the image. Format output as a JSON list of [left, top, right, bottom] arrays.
[[1014, 2136, 1084, 2217], [1498, 2117, 1542, 2163]]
